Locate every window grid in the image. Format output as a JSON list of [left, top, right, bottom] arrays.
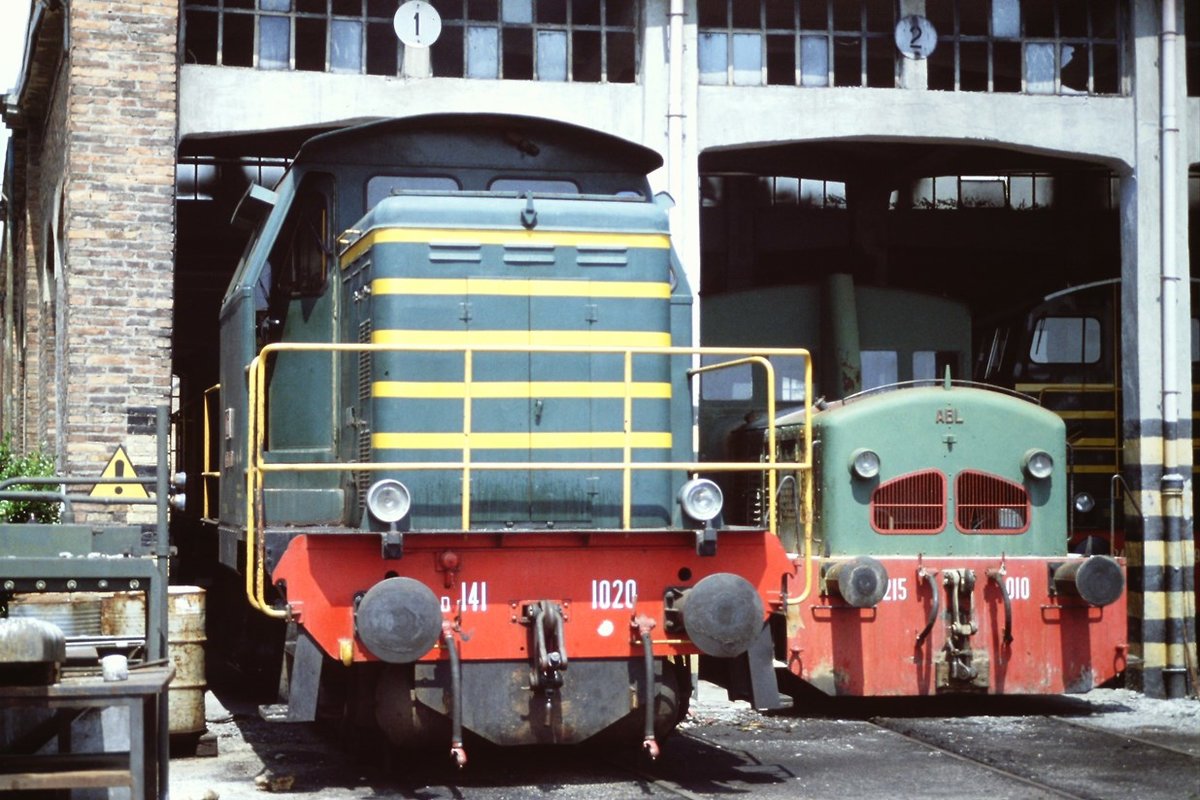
[[182, 0, 639, 83], [176, 156, 291, 201], [696, 0, 1126, 95], [698, 0, 895, 88]]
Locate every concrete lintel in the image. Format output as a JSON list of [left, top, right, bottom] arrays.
[[696, 86, 1134, 172], [179, 65, 652, 154]]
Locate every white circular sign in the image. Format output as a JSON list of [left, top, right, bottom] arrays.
[[394, 1, 442, 48], [895, 15, 937, 60]]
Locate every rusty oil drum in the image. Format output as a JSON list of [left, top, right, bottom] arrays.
[[103, 585, 207, 735]]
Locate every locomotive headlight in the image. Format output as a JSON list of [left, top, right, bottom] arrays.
[[679, 478, 723, 522], [366, 479, 411, 524], [1074, 492, 1096, 514], [1022, 449, 1054, 480], [849, 448, 881, 480]]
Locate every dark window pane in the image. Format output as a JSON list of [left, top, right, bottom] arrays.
[[573, 29, 601, 80], [732, 1, 759, 28], [503, 27, 533, 78], [366, 19, 398, 75], [606, 31, 636, 82], [1188, 43, 1200, 96], [832, 1, 859, 31], [184, 10, 218, 64], [924, 0, 952, 35], [993, 40, 1021, 92], [1091, 0, 1119, 38], [223, 13, 255, 67], [226, 0, 254, 9], [1060, 42, 1089, 92], [573, 0, 600, 25], [332, 0, 359, 15], [189, 0, 217, 6], [469, 0, 498, 20], [367, 0, 392, 17], [959, 40, 987, 91], [604, 0, 634, 27], [766, 33, 795, 84], [865, 34, 893, 87], [927, 45, 954, 90], [865, 0, 891, 33], [765, 0, 793, 29], [539, 0, 567, 24], [833, 35, 860, 86], [1059, 0, 1088, 37], [297, 0, 326, 12], [296, 17, 328, 70], [1022, 0, 1054, 37], [799, 0, 826, 31], [432, 24, 465, 75], [959, 0, 986, 35], [698, 0, 726, 28], [434, 0, 464, 21]]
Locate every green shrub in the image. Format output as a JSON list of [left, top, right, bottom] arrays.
[[0, 436, 61, 524]]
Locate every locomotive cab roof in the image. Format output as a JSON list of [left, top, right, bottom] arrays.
[[292, 113, 665, 177]]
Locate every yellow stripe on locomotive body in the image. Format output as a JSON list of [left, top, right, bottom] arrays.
[[372, 277, 672, 300]]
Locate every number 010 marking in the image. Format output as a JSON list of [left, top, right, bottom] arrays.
[[591, 579, 637, 610], [1004, 576, 1030, 600]]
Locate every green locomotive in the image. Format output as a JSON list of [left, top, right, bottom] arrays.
[[202, 115, 799, 760]]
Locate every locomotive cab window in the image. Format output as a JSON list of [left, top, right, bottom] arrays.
[[267, 179, 333, 299], [914, 350, 960, 383], [489, 177, 580, 195], [699, 354, 806, 403], [1029, 316, 1101, 364], [366, 175, 462, 209]]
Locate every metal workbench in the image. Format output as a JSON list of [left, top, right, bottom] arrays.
[[0, 404, 176, 798]]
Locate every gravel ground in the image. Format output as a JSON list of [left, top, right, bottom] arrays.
[[170, 681, 1198, 799]]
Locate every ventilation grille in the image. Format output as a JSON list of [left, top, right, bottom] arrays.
[[955, 471, 1030, 533], [356, 319, 372, 512], [871, 470, 946, 533]]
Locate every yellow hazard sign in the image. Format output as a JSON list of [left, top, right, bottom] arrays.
[[89, 445, 150, 499]]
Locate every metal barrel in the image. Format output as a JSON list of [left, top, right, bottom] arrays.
[[101, 586, 208, 735]]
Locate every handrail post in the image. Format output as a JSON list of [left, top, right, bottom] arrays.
[[623, 350, 634, 530], [462, 349, 473, 530]]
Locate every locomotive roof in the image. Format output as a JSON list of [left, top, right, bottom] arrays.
[[292, 114, 664, 176]]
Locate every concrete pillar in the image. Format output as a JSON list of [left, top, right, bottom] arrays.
[[897, 0, 929, 90], [1121, 0, 1196, 698]]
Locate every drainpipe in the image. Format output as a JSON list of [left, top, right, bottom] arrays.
[[1158, 0, 1191, 699]]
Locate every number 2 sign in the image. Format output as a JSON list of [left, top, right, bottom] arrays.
[[394, 0, 442, 48], [895, 15, 938, 60]]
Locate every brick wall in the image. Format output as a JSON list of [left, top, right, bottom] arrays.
[[61, 0, 178, 515]]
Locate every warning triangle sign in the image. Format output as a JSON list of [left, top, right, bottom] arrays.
[[90, 446, 150, 499]]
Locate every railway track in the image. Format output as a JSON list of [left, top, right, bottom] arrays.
[[865, 712, 1199, 800]]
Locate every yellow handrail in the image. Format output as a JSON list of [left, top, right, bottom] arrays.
[[243, 342, 815, 616], [201, 384, 221, 520]]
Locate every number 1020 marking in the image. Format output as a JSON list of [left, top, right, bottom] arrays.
[[591, 579, 636, 609]]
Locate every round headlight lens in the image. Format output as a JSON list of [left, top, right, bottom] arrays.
[[366, 479, 411, 524], [679, 478, 723, 522], [849, 448, 881, 480], [1023, 449, 1054, 480], [1074, 492, 1096, 514]]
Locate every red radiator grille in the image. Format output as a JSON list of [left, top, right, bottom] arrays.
[[955, 470, 1030, 534], [871, 470, 946, 533]]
